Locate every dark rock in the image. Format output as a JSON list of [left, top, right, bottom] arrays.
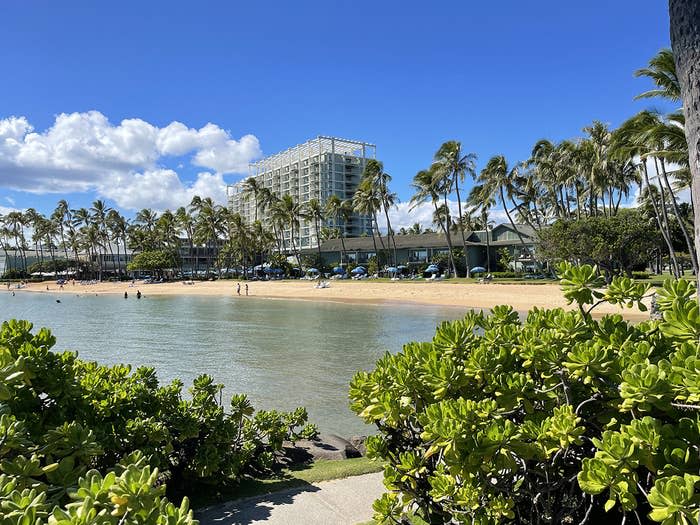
[[282, 434, 362, 462], [349, 435, 368, 456]]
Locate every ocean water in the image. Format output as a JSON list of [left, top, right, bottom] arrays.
[[0, 289, 468, 436]]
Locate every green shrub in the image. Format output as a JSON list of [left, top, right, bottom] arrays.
[[350, 262, 700, 524], [0, 319, 317, 523], [0, 269, 27, 280], [632, 271, 652, 279], [489, 271, 522, 279]]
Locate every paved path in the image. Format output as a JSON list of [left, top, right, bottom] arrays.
[[196, 472, 384, 525]]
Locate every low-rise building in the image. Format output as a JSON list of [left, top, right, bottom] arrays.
[[306, 224, 537, 272]]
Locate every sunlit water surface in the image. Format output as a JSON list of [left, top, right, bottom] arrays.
[[0, 290, 469, 435]]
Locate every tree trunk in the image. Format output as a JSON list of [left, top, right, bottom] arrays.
[[434, 201, 458, 277], [440, 194, 458, 276], [454, 177, 471, 278], [382, 203, 398, 268], [315, 217, 322, 266], [655, 158, 682, 276], [500, 186, 528, 248], [669, 0, 700, 290], [660, 158, 699, 274], [643, 162, 680, 276]]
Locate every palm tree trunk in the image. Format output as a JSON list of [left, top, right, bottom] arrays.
[[660, 158, 699, 274], [454, 177, 471, 278], [382, 203, 397, 267], [433, 201, 458, 276], [644, 162, 680, 277], [654, 158, 681, 276], [315, 217, 322, 265], [373, 211, 386, 252], [440, 194, 458, 276], [500, 186, 527, 248], [575, 185, 582, 220], [483, 212, 492, 272], [669, 0, 700, 291]]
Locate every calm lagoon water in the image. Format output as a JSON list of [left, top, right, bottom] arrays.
[[0, 290, 467, 436]]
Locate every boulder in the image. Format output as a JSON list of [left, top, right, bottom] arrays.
[[349, 435, 368, 456], [282, 433, 362, 463]]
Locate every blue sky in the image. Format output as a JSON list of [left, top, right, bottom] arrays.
[[0, 1, 671, 227]]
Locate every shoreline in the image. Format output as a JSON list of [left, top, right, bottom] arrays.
[[12, 279, 650, 320]]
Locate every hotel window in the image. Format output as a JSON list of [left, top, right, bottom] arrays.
[[409, 249, 428, 263]]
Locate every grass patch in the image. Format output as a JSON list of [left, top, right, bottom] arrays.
[[191, 456, 382, 509]]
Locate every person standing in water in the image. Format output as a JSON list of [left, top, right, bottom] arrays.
[[245, 283, 249, 296], [136, 290, 142, 299], [236, 282, 241, 295], [124, 291, 128, 299]]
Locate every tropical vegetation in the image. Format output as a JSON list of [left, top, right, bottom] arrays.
[[0, 319, 317, 524], [350, 264, 700, 524]]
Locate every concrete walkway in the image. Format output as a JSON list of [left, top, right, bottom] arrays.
[[196, 472, 384, 525]]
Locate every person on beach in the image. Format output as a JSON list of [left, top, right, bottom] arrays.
[[245, 283, 249, 296], [136, 290, 142, 299], [237, 283, 241, 295], [46, 285, 49, 291]]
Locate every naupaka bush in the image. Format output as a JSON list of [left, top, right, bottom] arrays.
[[350, 263, 700, 524]]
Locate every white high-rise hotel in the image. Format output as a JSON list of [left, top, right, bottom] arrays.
[[227, 136, 376, 250]]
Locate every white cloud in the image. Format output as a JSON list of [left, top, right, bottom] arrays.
[[0, 111, 261, 210], [379, 199, 510, 232], [100, 170, 229, 211], [0, 205, 20, 215]]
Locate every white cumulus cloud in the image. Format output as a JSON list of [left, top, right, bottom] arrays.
[[378, 199, 510, 233], [0, 111, 261, 210]]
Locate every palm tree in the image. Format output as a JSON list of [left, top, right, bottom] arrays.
[[107, 210, 128, 279], [241, 177, 262, 222], [362, 160, 398, 267], [176, 207, 197, 277], [51, 200, 71, 263], [90, 200, 113, 279], [635, 48, 681, 102], [304, 198, 325, 265], [353, 181, 384, 266], [410, 167, 458, 276], [476, 156, 528, 248], [467, 184, 497, 273], [324, 195, 352, 266], [191, 197, 224, 276], [433, 141, 477, 277], [275, 194, 303, 271], [616, 112, 682, 276]]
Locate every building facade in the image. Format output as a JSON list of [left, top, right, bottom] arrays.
[[227, 136, 375, 250], [306, 224, 538, 272]]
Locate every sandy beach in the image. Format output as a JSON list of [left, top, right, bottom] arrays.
[[16, 279, 650, 320]]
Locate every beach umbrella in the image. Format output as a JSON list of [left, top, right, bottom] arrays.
[[470, 266, 487, 273], [351, 266, 366, 275], [332, 266, 345, 274], [425, 265, 440, 273], [386, 267, 398, 273], [307, 268, 320, 274], [253, 265, 264, 271], [397, 265, 408, 270]]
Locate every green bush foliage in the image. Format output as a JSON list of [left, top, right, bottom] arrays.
[[350, 262, 700, 524], [537, 209, 659, 277], [0, 320, 317, 524], [488, 272, 522, 279]]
